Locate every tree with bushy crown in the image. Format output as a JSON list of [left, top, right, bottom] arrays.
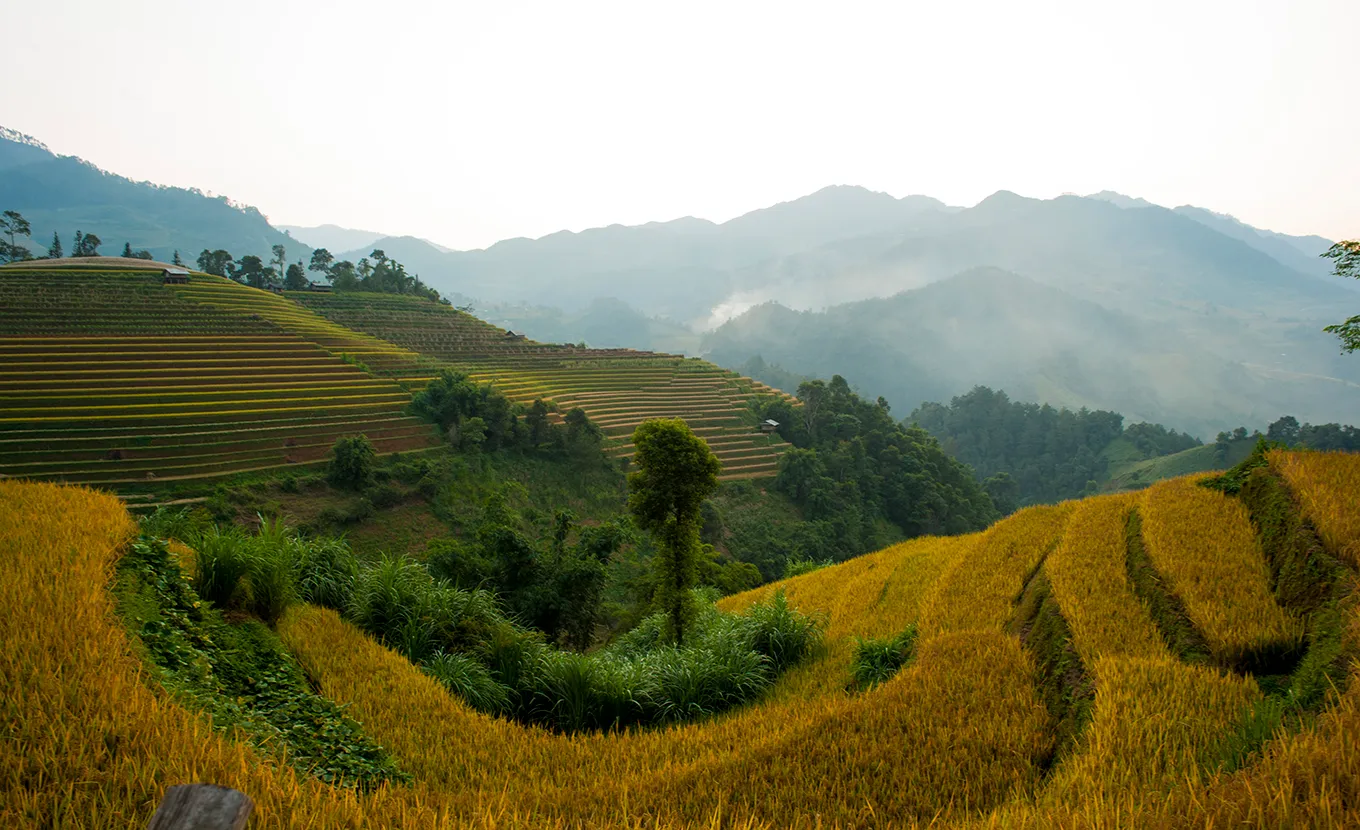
[[72, 230, 101, 257], [197, 248, 233, 276], [627, 418, 722, 646], [309, 247, 334, 275], [1, 210, 32, 262], [329, 434, 376, 489], [284, 261, 309, 290]]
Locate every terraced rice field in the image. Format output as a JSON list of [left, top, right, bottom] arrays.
[[290, 292, 793, 480], [9, 451, 1359, 827], [0, 267, 445, 487], [0, 266, 791, 488]]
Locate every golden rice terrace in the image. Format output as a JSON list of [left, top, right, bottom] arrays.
[[4, 450, 1359, 827]]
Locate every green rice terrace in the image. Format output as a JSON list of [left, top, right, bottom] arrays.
[[0, 263, 791, 498]]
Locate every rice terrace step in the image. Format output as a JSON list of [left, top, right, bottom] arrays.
[[0, 265, 794, 489]]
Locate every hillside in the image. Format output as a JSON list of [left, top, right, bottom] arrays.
[[0, 263, 793, 489], [6, 448, 1358, 826], [705, 267, 1360, 437], [0, 128, 308, 264]]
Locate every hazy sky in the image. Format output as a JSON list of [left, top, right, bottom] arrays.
[[3, 0, 1357, 249]]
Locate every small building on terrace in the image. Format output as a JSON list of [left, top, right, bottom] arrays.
[[161, 267, 190, 284], [760, 419, 780, 434]]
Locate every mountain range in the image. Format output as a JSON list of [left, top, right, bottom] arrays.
[[2, 125, 1355, 436]]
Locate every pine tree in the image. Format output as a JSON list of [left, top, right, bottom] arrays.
[[122, 242, 134, 258], [72, 231, 83, 257], [47, 231, 62, 259], [172, 249, 183, 266]]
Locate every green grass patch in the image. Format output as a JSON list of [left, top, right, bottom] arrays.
[[113, 535, 409, 789], [849, 624, 919, 691], [1007, 567, 1094, 767]]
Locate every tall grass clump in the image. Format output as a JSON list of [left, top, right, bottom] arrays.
[[190, 517, 363, 626], [348, 573, 824, 732], [294, 537, 360, 610], [851, 624, 919, 690], [192, 525, 254, 609], [236, 516, 295, 625]]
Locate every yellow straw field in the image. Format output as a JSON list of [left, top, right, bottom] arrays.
[[5, 456, 1360, 828], [1139, 476, 1304, 666], [1272, 449, 1360, 568]]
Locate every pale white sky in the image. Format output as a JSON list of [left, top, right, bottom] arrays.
[[3, 0, 1356, 249]]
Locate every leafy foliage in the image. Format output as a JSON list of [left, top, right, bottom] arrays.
[[425, 494, 630, 649], [328, 434, 376, 489], [115, 535, 407, 789], [1322, 239, 1360, 352], [911, 385, 1200, 506], [760, 375, 996, 557], [628, 418, 722, 645], [338, 540, 821, 731], [321, 248, 443, 300], [1264, 414, 1360, 452]]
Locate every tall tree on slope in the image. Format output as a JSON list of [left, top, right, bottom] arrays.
[[0, 210, 32, 262], [627, 418, 722, 646]]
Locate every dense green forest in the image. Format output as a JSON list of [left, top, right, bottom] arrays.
[[1259, 415, 1360, 452], [909, 386, 1360, 510], [909, 386, 1201, 508], [741, 376, 996, 573]]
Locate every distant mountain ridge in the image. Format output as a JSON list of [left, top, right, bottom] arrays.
[[336, 185, 957, 321], [703, 267, 1360, 437], [0, 127, 307, 265], [278, 224, 387, 255], [3, 125, 1354, 438], [1086, 189, 1340, 283]]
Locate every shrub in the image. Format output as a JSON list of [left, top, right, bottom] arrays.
[[425, 538, 494, 589], [247, 542, 297, 626], [367, 483, 403, 509], [138, 506, 207, 541], [329, 435, 376, 490], [346, 556, 428, 644]]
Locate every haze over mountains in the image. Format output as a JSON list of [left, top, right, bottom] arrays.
[[2, 126, 1355, 437]]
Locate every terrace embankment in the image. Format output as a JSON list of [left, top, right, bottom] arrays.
[[0, 268, 445, 488], [290, 291, 795, 479]]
